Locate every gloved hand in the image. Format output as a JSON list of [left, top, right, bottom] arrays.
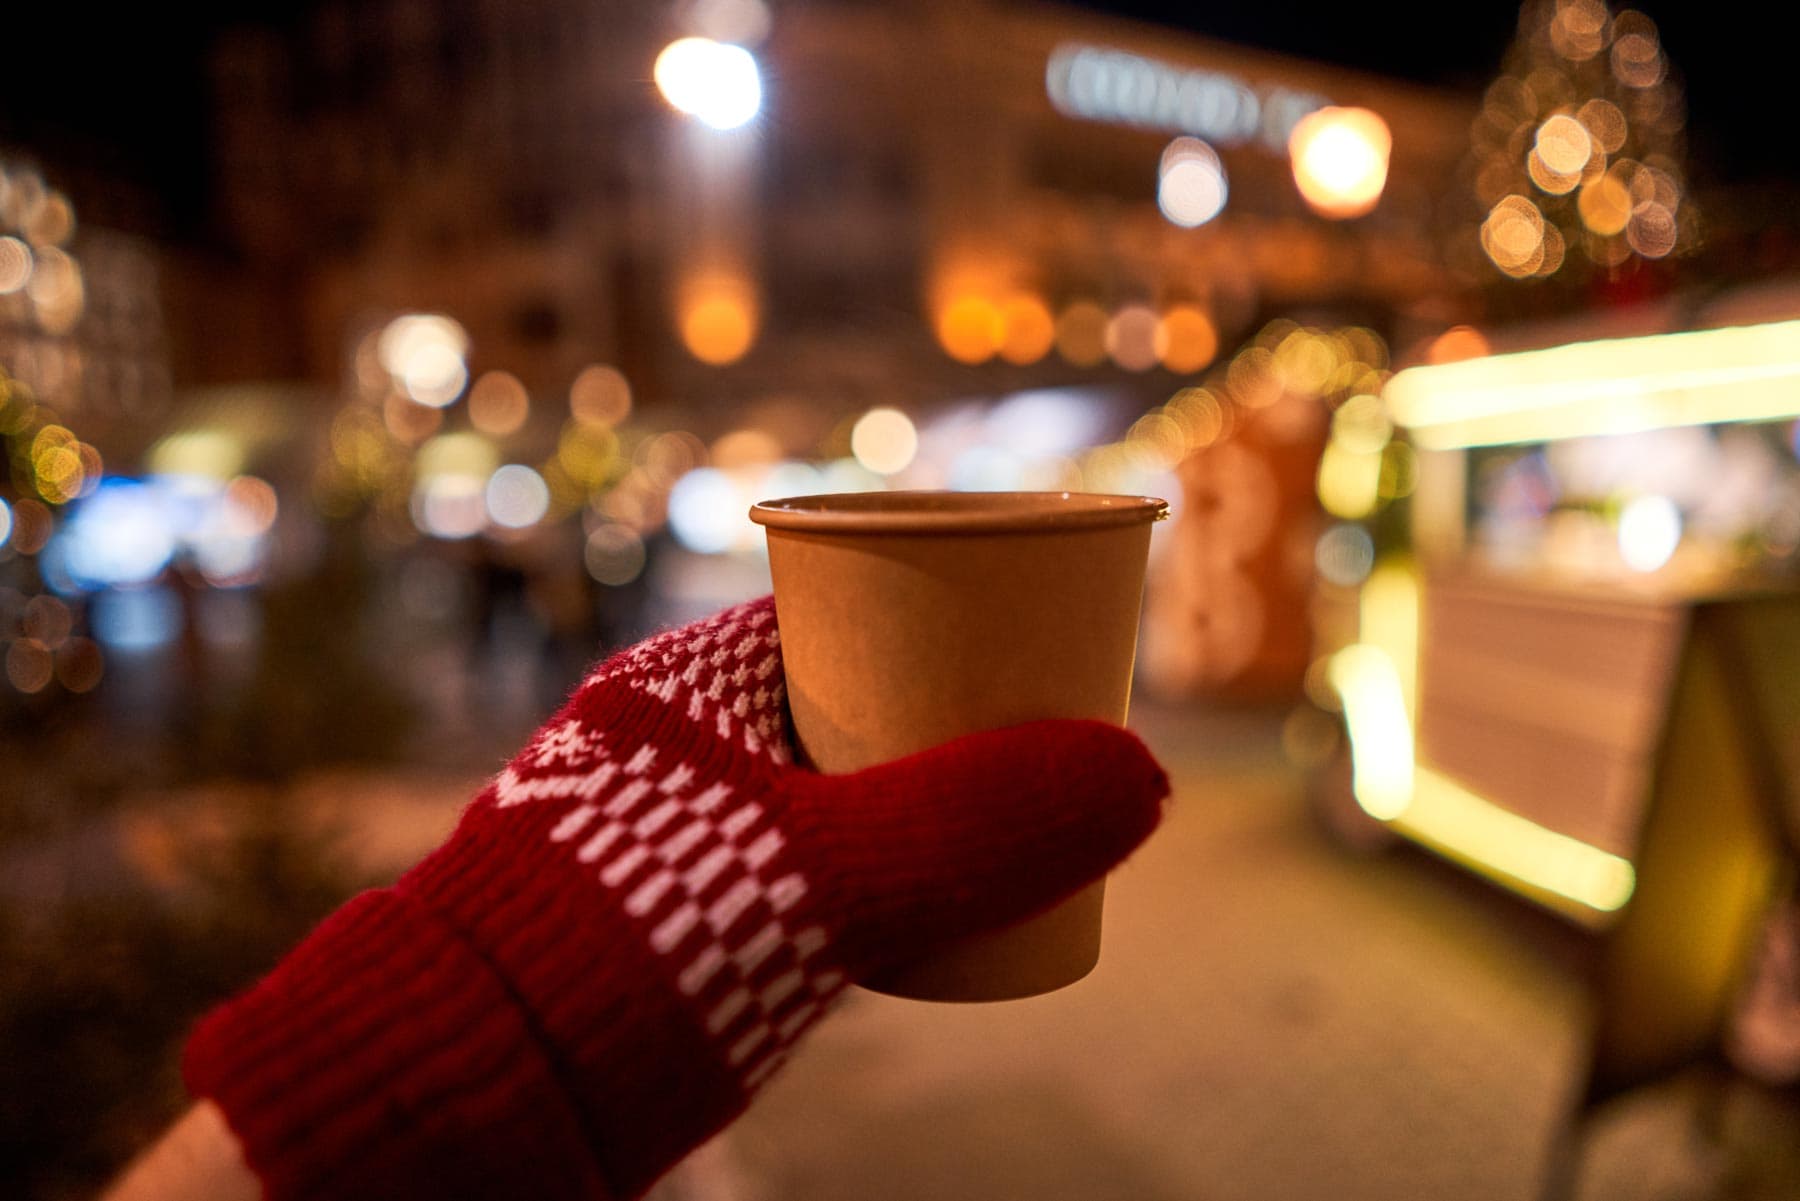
[[183, 596, 1168, 1201]]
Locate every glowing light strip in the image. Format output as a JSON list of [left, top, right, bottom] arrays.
[[1385, 320, 1800, 449], [1396, 767, 1637, 916], [1327, 645, 1413, 820], [1329, 643, 1637, 920], [1358, 563, 1418, 720]]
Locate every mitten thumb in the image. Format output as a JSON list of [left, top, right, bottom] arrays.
[[784, 718, 1168, 982]]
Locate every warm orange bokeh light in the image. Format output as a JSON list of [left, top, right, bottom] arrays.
[[710, 427, 782, 469], [225, 475, 280, 536], [1481, 194, 1548, 277], [1578, 173, 1632, 236], [1534, 114, 1592, 176], [56, 637, 103, 693], [383, 389, 443, 444], [22, 594, 72, 648], [1106, 304, 1160, 372], [6, 499, 52, 555], [470, 370, 531, 435], [0, 236, 30, 294], [1425, 325, 1491, 365], [681, 287, 757, 365], [568, 364, 632, 427], [7, 639, 53, 694], [937, 295, 1003, 364], [1055, 301, 1109, 368], [1157, 305, 1219, 374], [1289, 106, 1392, 220], [998, 295, 1055, 365]]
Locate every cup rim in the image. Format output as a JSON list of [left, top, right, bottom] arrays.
[[749, 490, 1169, 534]]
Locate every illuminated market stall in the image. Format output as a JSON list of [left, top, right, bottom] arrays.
[[1321, 314, 1800, 1099]]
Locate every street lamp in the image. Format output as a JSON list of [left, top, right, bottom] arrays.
[[654, 37, 763, 130], [1157, 137, 1228, 228], [1288, 106, 1391, 219]]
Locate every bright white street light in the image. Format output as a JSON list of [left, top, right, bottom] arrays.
[[654, 37, 763, 130], [378, 313, 470, 408], [1157, 137, 1228, 227], [1289, 105, 1392, 219]]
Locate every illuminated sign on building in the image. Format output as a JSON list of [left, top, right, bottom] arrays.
[[1046, 43, 1328, 153]]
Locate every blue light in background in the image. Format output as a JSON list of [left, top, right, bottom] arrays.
[[54, 478, 178, 591], [90, 585, 181, 651]]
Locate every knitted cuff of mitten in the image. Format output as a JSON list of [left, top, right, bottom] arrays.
[[183, 888, 614, 1201]]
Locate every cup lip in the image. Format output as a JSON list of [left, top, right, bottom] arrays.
[[749, 490, 1169, 534]]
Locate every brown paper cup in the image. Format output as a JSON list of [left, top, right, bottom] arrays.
[[749, 490, 1166, 1001]]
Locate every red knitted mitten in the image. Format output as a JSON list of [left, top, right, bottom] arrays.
[[184, 596, 1167, 1201]]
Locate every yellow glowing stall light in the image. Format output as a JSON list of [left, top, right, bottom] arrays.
[[1327, 553, 1634, 920], [1386, 320, 1800, 450], [1316, 442, 1382, 519], [1330, 646, 1638, 920], [1326, 644, 1414, 820], [1331, 394, 1393, 454], [1288, 106, 1391, 220], [1398, 768, 1637, 917], [1358, 559, 1418, 719]]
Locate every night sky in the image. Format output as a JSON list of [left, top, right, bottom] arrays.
[[1085, 0, 1789, 187], [0, 2, 1790, 241]]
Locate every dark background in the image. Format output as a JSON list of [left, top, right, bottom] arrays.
[[0, 2, 1789, 241]]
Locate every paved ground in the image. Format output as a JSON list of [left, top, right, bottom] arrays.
[[53, 698, 1798, 1199], [648, 702, 1800, 1201]]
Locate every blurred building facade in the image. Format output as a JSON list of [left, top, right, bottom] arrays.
[[204, 0, 1475, 422]]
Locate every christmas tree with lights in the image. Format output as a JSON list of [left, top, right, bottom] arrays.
[[1465, 0, 1694, 290]]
